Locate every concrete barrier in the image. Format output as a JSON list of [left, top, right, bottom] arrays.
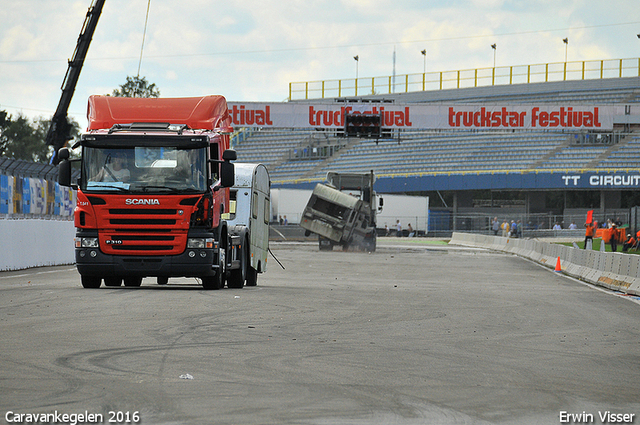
[[0, 219, 75, 271], [449, 232, 640, 296]]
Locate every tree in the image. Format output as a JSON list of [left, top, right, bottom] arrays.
[[0, 111, 80, 163], [112, 75, 160, 98], [0, 110, 10, 157]]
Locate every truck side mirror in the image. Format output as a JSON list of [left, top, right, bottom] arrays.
[[220, 149, 236, 187], [378, 197, 384, 212], [220, 161, 234, 188], [58, 147, 70, 161], [58, 148, 71, 187], [222, 149, 237, 161]]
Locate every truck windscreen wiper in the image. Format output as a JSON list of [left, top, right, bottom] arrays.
[[140, 185, 181, 193], [86, 182, 129, 191]]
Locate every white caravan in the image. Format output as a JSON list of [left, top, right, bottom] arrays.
[[225, 163, 270, 287]]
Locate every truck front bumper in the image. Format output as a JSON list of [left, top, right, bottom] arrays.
[[75, 247, 218, 277]]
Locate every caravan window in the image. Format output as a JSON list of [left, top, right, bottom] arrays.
[[252, 191, 259, 220]]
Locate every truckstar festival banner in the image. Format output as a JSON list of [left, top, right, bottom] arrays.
[[227, 102, 624, 131]]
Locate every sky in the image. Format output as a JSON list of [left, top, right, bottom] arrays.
[[1, 0, 639, 130]]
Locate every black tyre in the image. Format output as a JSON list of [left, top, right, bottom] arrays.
[[227, 240, 247, 289], [81, 276, 101, 288], [246, 266, 258, 287], [202, 270, 223, 290], [124, 277, 142, 287], [104, 277, 123, 287], [203, 227, 226, 290]]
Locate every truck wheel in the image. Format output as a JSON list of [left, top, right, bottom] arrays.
[[81, 276, 101, 288], [246, 266, 258, 287], [203, 227, 227, 290], [228, 241, 247, 289], [124, 277, 142, 287], [104, 277, 123, 287], [202, 270, 223, 290], [203, 247, 225, 289]]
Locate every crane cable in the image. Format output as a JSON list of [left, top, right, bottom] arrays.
[[136, 0, 151, 78]]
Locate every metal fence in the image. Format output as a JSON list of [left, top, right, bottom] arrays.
[[0, 157, 75, 219], [429, 211, 632, 239]]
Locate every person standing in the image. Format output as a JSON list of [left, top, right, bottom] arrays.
[[396, 220, 402, 237], [501, 220, 509, 237], [584, 221, 595, 249], [491, 217, 500, 236], [609, 224, 619, 252]]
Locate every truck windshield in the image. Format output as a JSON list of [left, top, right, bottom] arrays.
[[82, 146, 207, 193]]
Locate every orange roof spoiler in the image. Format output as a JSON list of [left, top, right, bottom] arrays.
[[87, 95, 230, 130]]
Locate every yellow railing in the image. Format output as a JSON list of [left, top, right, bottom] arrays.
[[289, 58, 640, 101]]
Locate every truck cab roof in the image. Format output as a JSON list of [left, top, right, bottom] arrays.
[[87, 95, 232, 131]]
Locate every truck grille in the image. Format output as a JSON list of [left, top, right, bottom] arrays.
[[110, 218, 176, 225], [99, 207, 187, 256]]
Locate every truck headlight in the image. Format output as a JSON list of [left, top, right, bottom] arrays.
[[76, 237, 99, 248], [187, 238, 214, 249]]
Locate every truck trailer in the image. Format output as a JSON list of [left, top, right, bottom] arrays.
[[225, 163, 270, 287], [58, 95, 262, 289]]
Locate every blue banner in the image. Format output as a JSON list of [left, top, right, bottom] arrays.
[[0, 175, 8, 214], [371, 171, 640, 192]]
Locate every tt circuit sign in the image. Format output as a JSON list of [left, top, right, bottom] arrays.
[[369, 171, 640, 193], [227, 102, 627, 131], [562, 174, 640, 188]]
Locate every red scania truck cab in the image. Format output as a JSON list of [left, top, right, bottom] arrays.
[[58, 95, 238, 289]]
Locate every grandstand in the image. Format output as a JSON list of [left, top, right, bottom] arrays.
[[232, 74, 640, 233], [234, 76, 640, 182], [2, 63, 639, 234]]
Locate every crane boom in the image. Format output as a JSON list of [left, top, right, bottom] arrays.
[[48, 0, 105, 164]]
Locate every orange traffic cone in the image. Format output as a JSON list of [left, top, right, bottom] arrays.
[[554, 256, 562, 273]]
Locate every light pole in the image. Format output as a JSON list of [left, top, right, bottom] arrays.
[[354, 55, 359, 79], [491, 44, 496, 68], [354, 55, 359, 95], [421, 49, 427, 91], [563, 38, 569, 80], [491, 44, 496, 85]]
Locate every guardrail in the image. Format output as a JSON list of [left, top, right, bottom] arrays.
[[289, 57, 640, 100], [449, 232, 640, 296]]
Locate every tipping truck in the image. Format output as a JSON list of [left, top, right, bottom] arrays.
[[300, 171, 382, 251], [57, 94, 261, 289]]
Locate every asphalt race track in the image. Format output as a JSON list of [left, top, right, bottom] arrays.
[[1, 239, 639, 425]]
